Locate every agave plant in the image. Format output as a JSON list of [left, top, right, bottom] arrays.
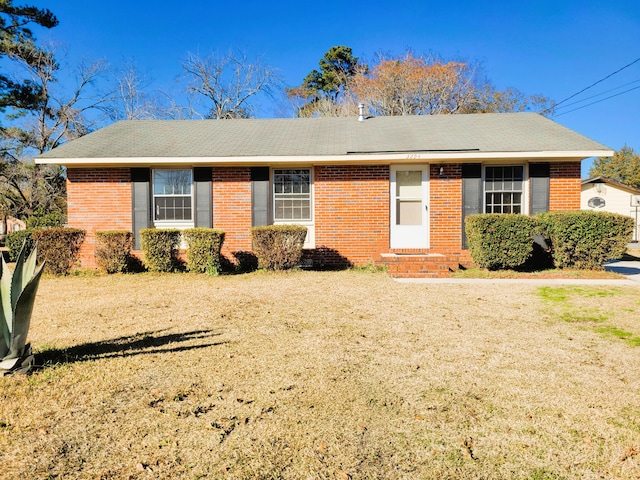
[[0, 243, 45, 375]]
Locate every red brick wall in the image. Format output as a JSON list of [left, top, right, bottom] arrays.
[[67, 168, 132, 268], [425, 161, 581, 254], [210, 165, 390, 267], [65, 160, 582, 269], [313, 165, 389, 266], [429, 164, 463, 252], [549, 161, 581, 210], [212, 167, 252, 260]]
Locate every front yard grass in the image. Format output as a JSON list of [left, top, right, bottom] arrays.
[[1, 271, 639, 479], [451, 267, 625, 279]]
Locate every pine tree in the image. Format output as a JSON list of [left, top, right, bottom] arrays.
[[0, 1, 58, 119]]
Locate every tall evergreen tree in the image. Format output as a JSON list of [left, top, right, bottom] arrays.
[[286, 46, 364, 117], [301, 46, 362, 102], [0, 1, 58, 119]]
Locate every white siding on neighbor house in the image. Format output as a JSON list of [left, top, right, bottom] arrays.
[[581, 183, 640, 242]]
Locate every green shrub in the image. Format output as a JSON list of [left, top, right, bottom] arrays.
[[140, 228, 181, 272], [465, 214, 537, 270], [536, 211, 634, 269], [6, 229, 34, 261], [251, 225, 308, 271], [32, 228, 86, 275], [25, 211, 65, 228], [95, 230, 133, 274], [183, 228, 225, 275]]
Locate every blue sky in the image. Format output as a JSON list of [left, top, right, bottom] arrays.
[[27, 0, 640, 177]]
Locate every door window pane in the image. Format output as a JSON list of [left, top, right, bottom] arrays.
[[397, 200, 422, 225], [395, 170, 423, 225], [396, 170, 422, 198]]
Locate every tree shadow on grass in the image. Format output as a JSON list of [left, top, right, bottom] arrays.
[[35, 329, 227, 368]]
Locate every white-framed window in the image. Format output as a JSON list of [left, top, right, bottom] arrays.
[[153, 169, 193, 222], [273, 168, 312, 221], [485, 165, 524, 214]]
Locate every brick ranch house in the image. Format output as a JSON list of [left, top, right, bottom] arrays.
[[36, 113, 612, 277]]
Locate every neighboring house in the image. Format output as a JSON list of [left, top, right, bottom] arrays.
[[7, 217, 26, 233], [581, 176, 640, 243], [0, 216, 26, 246], [36, 112, 612, 276]]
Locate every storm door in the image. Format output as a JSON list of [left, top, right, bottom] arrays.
[[390, 165, 429, 249]]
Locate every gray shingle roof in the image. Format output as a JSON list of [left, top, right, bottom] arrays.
[[36, 112, 611, 161]]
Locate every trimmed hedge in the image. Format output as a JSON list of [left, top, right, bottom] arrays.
[[251, 225, 308, 271], [183, 228, 225, 274], [31, 228, 86, 275], [95, 230, 133, 274], [465, 214, 537, 270], [465, 211, 634, 271], [536, 211, 634, 269], [6, 229, 35, 262], [140, 228, 181, 272]]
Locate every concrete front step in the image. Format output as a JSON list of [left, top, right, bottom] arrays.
[[381, 253, 468, 278]]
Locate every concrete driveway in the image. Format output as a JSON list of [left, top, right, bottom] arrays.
[[604, 258, 640, 283]]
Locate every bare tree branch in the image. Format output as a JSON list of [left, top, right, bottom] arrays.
[[182, 51, 281, 119], [1, 44, 111, 220], [104, 59, 170, 120]]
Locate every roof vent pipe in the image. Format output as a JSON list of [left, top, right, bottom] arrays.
[[358, 103, 365, 121]]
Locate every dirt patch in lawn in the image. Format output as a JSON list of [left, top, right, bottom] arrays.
[[1, 271, 640, 479]]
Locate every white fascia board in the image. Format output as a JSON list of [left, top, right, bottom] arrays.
[[36, 150, 613, 167]]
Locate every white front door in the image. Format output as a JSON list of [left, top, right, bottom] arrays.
[[390, 165, 429, 249]]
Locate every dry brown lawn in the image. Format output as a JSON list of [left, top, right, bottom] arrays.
[[1, 271, 640, 479]]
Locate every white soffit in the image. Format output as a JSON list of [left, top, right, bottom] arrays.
[[36, 150, 612, 167]]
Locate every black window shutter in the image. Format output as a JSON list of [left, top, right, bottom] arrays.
[[251, 167, 270, 226], [131, 168, 150, 250], [529, 163, 550, 215], [461, 164, 482, 249], [194, 167, 213, 227]]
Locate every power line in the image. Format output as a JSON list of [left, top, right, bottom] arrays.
[[553, 78, 640, 111], [554, 84, 640, 117], [544, 56, 640, 115], [555, 56, 640, 107]]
